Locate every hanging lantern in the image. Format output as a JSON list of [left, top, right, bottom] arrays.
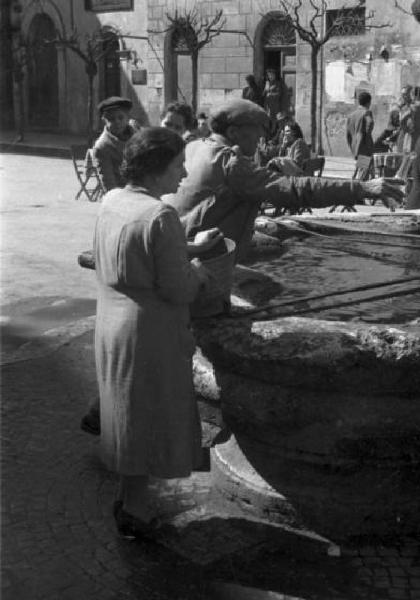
[[412, 0, 420, 23]]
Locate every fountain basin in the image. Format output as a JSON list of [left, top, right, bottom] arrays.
[[194, 315, 420, 540], [194, 208, 420, 542]]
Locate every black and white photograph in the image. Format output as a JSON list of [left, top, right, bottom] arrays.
[[1, 0, 420, 598]]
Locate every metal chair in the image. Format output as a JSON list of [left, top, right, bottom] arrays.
[[352, 154, 373, 181], [373, 152, 404, 178], [394, 151, 417, 202], [303, 155, 325, 177], [69, 145, 105, 202]]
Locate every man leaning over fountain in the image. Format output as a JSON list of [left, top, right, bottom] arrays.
[[164, 99, 404, 260]]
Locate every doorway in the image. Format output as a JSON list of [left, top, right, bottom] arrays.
[[27, 14, 58, 128], [102, 33, 121, 98], [254, 13, 296, 114], [264, 47, 296, 110]]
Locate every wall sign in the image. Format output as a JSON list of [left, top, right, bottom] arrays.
[[85, 0, 133, 12]]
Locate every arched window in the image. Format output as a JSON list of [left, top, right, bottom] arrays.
[[254, 13, 297, 111], [27, 13, 58, 127]]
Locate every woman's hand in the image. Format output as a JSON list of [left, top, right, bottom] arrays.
[[192, 228, 224, 253], [190, 257, 212, 289], [361, 177, 405, 209]]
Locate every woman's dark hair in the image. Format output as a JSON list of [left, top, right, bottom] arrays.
[[287, 122, 304, 139], [121, 127, 185, 184], [357, 91, 372, 107], [160, 102, 195, 130]]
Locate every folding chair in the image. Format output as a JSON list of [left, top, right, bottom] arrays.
[[69, 145, 105, 202], [394, 151, 416, 181], [373, 152, 404, 178], [394, 151, 417, 204], [303, 155, 325, 177]]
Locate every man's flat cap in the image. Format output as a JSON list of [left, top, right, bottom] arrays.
[[98, 96, 132, 114], [209, 99, 269, 130]]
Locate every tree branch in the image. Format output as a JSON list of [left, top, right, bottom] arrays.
[[394, 0, 412, 15]]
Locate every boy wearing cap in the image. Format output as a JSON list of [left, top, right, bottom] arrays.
[[164, 99, 404, 260], [93, 96, 136, 192]]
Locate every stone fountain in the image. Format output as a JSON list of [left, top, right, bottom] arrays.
[[192, 212, 420, 543]]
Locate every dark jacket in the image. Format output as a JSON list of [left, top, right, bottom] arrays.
[[242, 85, 263, 107], [346, 106, 374, 158], [163, 134, 365, 259]]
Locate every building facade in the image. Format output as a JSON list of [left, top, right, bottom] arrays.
[[2, 0, 419, 154]]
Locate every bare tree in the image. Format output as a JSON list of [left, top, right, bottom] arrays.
[[44, 28, 120, 145], [272, 0, 390, 153], [161, 7, 226, 113], [394, 0, 420, 22]]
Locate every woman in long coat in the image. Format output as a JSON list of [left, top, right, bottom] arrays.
[[94, 127, 222, 538]]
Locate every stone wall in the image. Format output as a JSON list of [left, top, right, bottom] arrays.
[[16, 0, 149, 135], [11, 0, 420, 148], [146, 0, 420, 154]]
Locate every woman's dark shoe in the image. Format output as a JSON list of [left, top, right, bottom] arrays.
[[80, 411, 100, 436], [113, 501, 160, 541]]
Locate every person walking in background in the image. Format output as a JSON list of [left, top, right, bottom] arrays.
[[263, 68, 287, 138], [93, 96, 137, 192], [346, 91, 374, 180], [242, 74, 263, 107]]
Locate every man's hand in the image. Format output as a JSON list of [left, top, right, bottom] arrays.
[[361, 177, 405, 209]]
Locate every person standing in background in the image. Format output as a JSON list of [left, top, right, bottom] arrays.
[[242, 74, 263, 107], [346, 91, 374, 180], [397, 85, 420, 153], [405, 136, 420, 210], [93, 97, 136, 192], [263, 68, 287, 138]]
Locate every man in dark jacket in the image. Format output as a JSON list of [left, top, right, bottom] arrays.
[[346, 91, 374, 180], [164, 99, 403, 260]]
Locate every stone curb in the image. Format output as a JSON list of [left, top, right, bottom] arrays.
[[0, 142, 71, 159], [0, 315, 96, 366]]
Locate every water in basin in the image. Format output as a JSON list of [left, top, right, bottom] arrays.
[[248, 237, 420, 324]]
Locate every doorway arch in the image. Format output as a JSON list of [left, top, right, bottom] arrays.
[[254, 12, 297, 112], [27, 13, 58, 127]]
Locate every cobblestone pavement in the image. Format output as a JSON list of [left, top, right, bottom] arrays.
[[2, 327, 420, 600]]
